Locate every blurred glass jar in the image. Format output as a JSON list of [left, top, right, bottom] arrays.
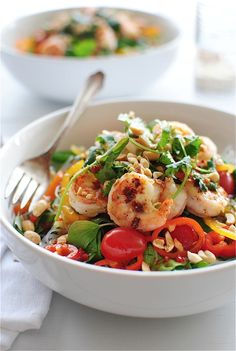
[[195, 0, 236, 91]]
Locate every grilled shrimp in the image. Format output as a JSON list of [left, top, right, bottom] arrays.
[[115, 13, 141, 40], [69, 172, 107, 217], [160, 178, 187, 219], [185, 181, 228, 217], [36, 34, 70, 56], [107, 172, 186, 231], [169, 121, 195, 136], [96, 24, 117, 51], [198, 136, 218, 163]]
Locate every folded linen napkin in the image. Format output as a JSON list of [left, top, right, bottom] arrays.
[[0, 228, 52, 350]]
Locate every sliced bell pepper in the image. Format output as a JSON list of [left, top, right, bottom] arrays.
[[203, 231, 236, 258], [204, 218, 236, 241], [216, 163, 235, 174], [44, 170, 63, 200], [152, 217, 206, 258]]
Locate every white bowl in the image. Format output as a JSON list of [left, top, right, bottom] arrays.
[[1, 8, 180, 102], [0, 100, 235, 318]]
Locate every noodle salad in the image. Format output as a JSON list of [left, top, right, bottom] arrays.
[[13, 112, 236, 271]]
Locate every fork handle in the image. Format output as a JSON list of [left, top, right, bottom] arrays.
[[44, 71, 104, 155]]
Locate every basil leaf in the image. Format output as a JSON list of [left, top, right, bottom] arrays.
[[143, 244, 159, 266], [68, 221, 102, 261]]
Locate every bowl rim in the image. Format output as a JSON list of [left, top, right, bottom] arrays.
[[1, 6, 180, 62], [1, 99, 235, 278]]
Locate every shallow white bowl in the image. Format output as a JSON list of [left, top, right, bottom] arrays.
[[1, 8, 180, 102], [0, 100, 235, 318]]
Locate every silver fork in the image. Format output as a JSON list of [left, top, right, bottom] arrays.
[[4, 71, 104, 210]]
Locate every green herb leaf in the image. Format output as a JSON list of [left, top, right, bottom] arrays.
[[172, 136, 186, 158], [190, 261, 209, 269], [96, 134, 115, 147], [69, 39, 97, 57], [154, 259, 186, 271], [102, 179, 116, 196], [158, 127, 171, 149], [95, 137, 129, 183], [68, 220, 102, 261], [52, 150, 75, 163], [165, 156, 192, 177], [192, 171, 208, 192], [185, 136, 201, 157], [159, 151, 175, 166], [143, 244, 159, 267]]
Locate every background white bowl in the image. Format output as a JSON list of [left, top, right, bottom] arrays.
[[0, 100, 235, 318], [1, 8, 180, 102]]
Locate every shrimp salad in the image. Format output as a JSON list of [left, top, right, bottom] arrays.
[[16, 8, 161, 57], [13, 112, 236, 271]]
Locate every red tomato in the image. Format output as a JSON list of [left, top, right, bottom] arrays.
[[219, 171, 235, 195], [170, 225, 199, 250], [45, 244, 88, 261], [101, 228, 147, 262]]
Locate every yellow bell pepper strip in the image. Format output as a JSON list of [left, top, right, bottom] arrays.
[[204, 218, 236, 241], [60, 160, 88, 224], [216, 163, 235, 174]]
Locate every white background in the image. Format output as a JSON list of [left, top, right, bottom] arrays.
[[1, 1, 236, 350]]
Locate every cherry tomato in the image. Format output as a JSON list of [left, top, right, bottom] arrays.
[[101, 228, 147, 262], [219, 171, 235, 195], [170, 225, 199, 250], [45, 244, 88, 261]]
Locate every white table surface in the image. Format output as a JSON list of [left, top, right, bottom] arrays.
[[1, 1, 236, 350]]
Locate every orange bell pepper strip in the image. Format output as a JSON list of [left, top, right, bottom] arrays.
[[44, 170, 63, 201], [152, 217, 206, 258]]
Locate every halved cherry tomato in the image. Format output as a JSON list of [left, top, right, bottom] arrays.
[[45, 244, 88, 261], [152, 217, 206, 258], [203, 231, 236, 258], [101, 228, 147, 262], [219, 171, 235, 195]]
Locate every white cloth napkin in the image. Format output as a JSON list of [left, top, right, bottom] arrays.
[[0, 228, 52, 350]]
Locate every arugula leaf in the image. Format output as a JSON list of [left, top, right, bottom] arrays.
[[185, 136, 201, 157], [84, 145, 103, 166], [13, 215, 23, 234], [143, 244, 159, 267], [96, 134, 115, 147], [68, 221, 102, 261], [95, 137, 129, 183]]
